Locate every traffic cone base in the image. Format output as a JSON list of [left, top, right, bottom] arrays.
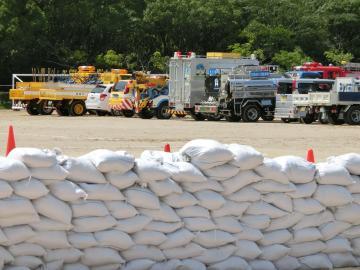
[[6, 125, 16, 156], [307, 148, 315, 163], [164, 143, 171, 153]]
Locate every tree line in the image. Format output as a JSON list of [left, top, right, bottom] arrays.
[[0, 0, 359, 84]]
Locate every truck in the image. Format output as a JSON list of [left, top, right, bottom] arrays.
[[300, 77, 360, 125], [293, 62, 360, 79], [168, 52, 264, 120], [275, 78, 335, 124]]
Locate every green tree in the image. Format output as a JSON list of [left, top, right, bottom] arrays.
[[324, 49, 353, 65], [96, 50, 124, 69], [272, 47, 312, 71], [149, 51, 169, 73]]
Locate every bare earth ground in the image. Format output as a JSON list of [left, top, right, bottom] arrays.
[[0, 110, 359, 161]]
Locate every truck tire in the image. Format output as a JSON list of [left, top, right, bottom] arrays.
[[328, 113, 345, 125], [281, 118, 291, 123], [157, 102, 172, 119], [261, 115, 274, 121], [55, 101, 70, 116], [242, 104, 261, 122], [207, 115, 222, 121], [139, 109, 154, 119], [301, 114, 315, 124], [225, 114, 241, 122], [96, 111, 107, 116], [318, 113, 328, 124], [344, 105, 360, 125], [26, 100, 40, 115], [190, 112, 206, 121], [111, 109, 122, 116], [122, 110, 134, 118], [38, 100, 54, 115], [69, 100, 86, 116]]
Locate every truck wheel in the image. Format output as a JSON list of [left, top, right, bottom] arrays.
[[225, 114, 241, 122], [111, 109, 122, 116], [55, 102, 70, 116], [26, 101, 40, 115], [69, 100, 86, 116], [96, 111, 107, 116], [318, 113, 328, 124], [281, 118, 291, 123], [139, 109, 154, 119], [301, 114, 315, 124], [344, 105, 360, 125], [122, 110, 134, 118], [157, 102, 172, 119], [38, 100, 54, 115], [190, 112, 206, 121], [242, 104, 261, 122], [207, 115, 222, 121], [328, 113, 345, 125], [261, 115, 274, 121]]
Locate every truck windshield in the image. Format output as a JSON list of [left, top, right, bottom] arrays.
[[91, 85, 106, 93], [277, 82, 292, 94], [298, 82, 333, 94], [114, 81, 128, 92]]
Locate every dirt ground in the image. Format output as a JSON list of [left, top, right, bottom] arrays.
[[0, 110, 359, 161]]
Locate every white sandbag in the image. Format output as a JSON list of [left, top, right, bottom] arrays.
[[27, 231, 70, 249], [293, 210, 334, 230], [73, 216, 116, 233], [150, 259, 182, 270], [94, 230, 134, 250], [194, 230, 235, 248], [263, 193, 292, 212], [141, 150, 183, 163], [316, 162, 354, 185], [177, 259, 206, 270], [324, 237, 352, 253], [275, 256, 301, 270], [266, 212, 304, 231], [241, 215, 270, 230], [68, 232, 98, 249], [342, 226, 360, 239], [148, 179, 182, 196], [293, 198, 325, 215], [116, 215, 152, 234], [274, 156, 316, 184], [105, 201, 138, 219], [124, 188, 160, 209], [246, 201, 287, 218], [80, 183, 124, 201], [329, 252, 359, 268], [314, 185, 353, 207], [299, 254, 333, 269], [202, 164, 239, 181], [329, 153, 360, 175], [179, 139, 234, 170], [260, 244, 290, 261], [121, 245, 165, 261], [33, 194, 72, 224], [222, 170, 262, 195], [134, 159, 171, 183], [235, 240, 262, 259], [334, 203, 360, 224], [45, 260, 63, 270], [0, 196, 37, 218], [91, 264, 120, 270], [252, 180, 296, 193], [133, 231, 167, 246], [64, 263, 89, 270], [254, 158, 289, 184], [8, 147, 57, 168], [289, 240, 326, 257], [139, 203, 181, 222], [71, 201, 109, 217], [0, 246, 14, 264], [163, 243, 205, 259], [226, 187, 261, 202], [0, 180, 13, 198], [194, 190, 225, 210], [62, 157, 107, 184], [30, 164, 68, 181], [159, 229, 195, 249], [286, 181, 317, 199], [209, 256, 250, 270], [348, 175, 360, 193], [352, 237, 360, 255], [0, 214, 39, 227], [228, 144, 264, 170], [259, 229, 292, 246], [4, 267, 30, 270], [183, 217, 216, 231], [124, 259, 155, 270], [9, 243, 46, 257], [44, 248, 83, 263], [320, 221, 352, 241], [292, 228, 322, 244], [106, 170, 139, 190], [11, 178, 48, 199], [235, 226, 263, 241], [211, 201, 250, 218], [49, 180, 87, 201], [0, 228, 7, 243], [177, 206, 210, 218], [213, 216, 243, 233], [13, 256, 43, 269], [182, 180, 223, 193], [163, 192, 198, 208], [81, 247, 124, 266], [353, 193, 360, 204], [3, 226, 35, 246], [84, 149, 134, 173], [194, 245, 236, 264], [249, 260, 276, 270], [168, 162, 207, 183], [0, 157, 30, 181], [144, 221, 182, 233]]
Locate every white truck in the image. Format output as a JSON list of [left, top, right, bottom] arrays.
[[168, 52, 261, 120]]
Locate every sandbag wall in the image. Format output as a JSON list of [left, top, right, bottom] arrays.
[[0, 139, 359, 270]]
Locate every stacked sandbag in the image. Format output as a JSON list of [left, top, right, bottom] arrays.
[[0, 142, 359, 270]]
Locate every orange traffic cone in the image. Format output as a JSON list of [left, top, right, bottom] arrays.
[[164, 143, 171, 153], [306, 148, 315, 163], [6, 125, 16, 156]]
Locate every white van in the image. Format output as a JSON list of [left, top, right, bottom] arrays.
[[86, 84, 113, 116]]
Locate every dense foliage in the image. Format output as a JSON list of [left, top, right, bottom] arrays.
[[0, 0, 359, 83]]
